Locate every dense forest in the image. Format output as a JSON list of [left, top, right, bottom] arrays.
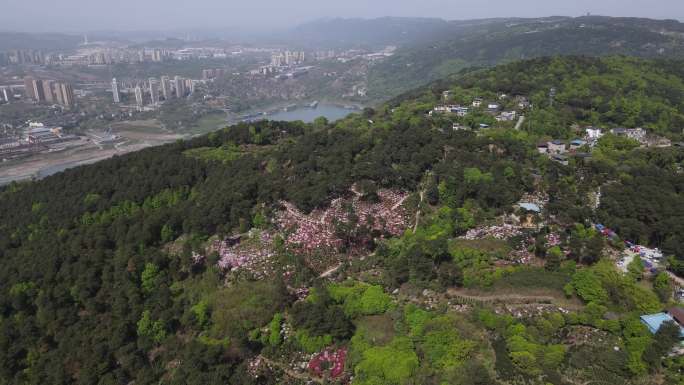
[[1, 56, 684, 384]]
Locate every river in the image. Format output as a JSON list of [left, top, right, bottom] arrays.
[[245, 104, 359, 123]]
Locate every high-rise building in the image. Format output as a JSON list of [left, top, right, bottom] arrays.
[[54, 84, 64, 106], [111, 78, 120, 103], [149, 78, 159, 105], [31, 79, 45, 102], [58, 83, 75, 108], [174, 76, 185, 98], [42, 80, 55, 103], [23, 76, 36, 99], [134, 85, 144, 107], [184, 78, 194, 95], [152, 49, 163, 62], [0, 87, 9, 102], [160, 76, 171, 100]]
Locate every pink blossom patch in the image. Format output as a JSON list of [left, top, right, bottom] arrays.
[[308, 347, 347, 379]]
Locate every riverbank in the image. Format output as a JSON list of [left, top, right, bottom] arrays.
[[0, 123, 184, 185]]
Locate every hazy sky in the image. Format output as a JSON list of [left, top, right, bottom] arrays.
[[1, 0, 683, 32]]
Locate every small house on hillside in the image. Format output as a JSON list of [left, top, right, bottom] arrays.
[[537, 142, 549, 154], [645, 136, 672, 148], [496, 111, 517, 122], [641, 308, 684, 339], [548, 140, 567, 155], [585, 127, 603, 140], [612, 127, 646, 142], [516, 96, 530, 109], [551, 154, 569, 166]]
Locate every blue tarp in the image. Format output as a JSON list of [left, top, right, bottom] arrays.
[[519, 203, 541, 213]]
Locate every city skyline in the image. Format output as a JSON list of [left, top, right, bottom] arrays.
[[0, 0, 682, 33]]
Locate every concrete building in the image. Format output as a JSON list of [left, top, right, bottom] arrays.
[[134, 85, 144, 107], [0, 87, 9, 102], [112, 78, 120, 103], [174, 76, 185, 98], [31, 79, 45, 102], [161, 76, 171, 100], [42, 80, 55, 103], [149, 78, 159, 105], [585, 127, 603, 140], [24, 76, 49, 102], [184, 78, 194, 94], [23, 76, 36, 99], [58, 83, 75, 108], [547, 140, 567, 155]]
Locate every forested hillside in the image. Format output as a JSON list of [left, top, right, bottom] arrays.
[[367, 16, 684, 99], [1, 56, 684, 384]]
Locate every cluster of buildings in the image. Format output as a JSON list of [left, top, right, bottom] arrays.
[[430, 93, 525, 127], [0, 50, 46, 66], [1, 44, 239, 68], [0, 122, 79, 159], [202, 68, 227, 80], [537, 138, 590, 165], [270, 51, 306, 67], [582, 126, 672, 148], [538, 126, 674, 165], [23, 76, 75, 108], [247, 51, 312, 78], [112, 75, 196, 109]]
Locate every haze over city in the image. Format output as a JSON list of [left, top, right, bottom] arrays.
[[1, 0, 683, 32]]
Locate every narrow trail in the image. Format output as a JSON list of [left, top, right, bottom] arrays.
[[514, 115, 525, 130], [320, 263, 343, 278], [413, 190, 424, 234]]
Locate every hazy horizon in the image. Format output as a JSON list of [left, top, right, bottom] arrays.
[[1, 0, 683, 34]]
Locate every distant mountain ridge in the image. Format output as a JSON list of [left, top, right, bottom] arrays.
[[286, 17, 451, 48], [364, 15, 684, 100], [0, 32, 82, 51]]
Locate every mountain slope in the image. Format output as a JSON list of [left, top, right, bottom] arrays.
[[286, 17, 459, 49], [1, 56, 684, 384], [367, 16, 684, 99]]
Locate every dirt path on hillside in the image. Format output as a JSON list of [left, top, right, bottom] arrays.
[[446, 288, 583, 310]]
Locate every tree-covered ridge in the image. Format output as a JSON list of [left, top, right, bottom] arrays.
[[1, 56, 684, 384], [367, 16, 684, 100]]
